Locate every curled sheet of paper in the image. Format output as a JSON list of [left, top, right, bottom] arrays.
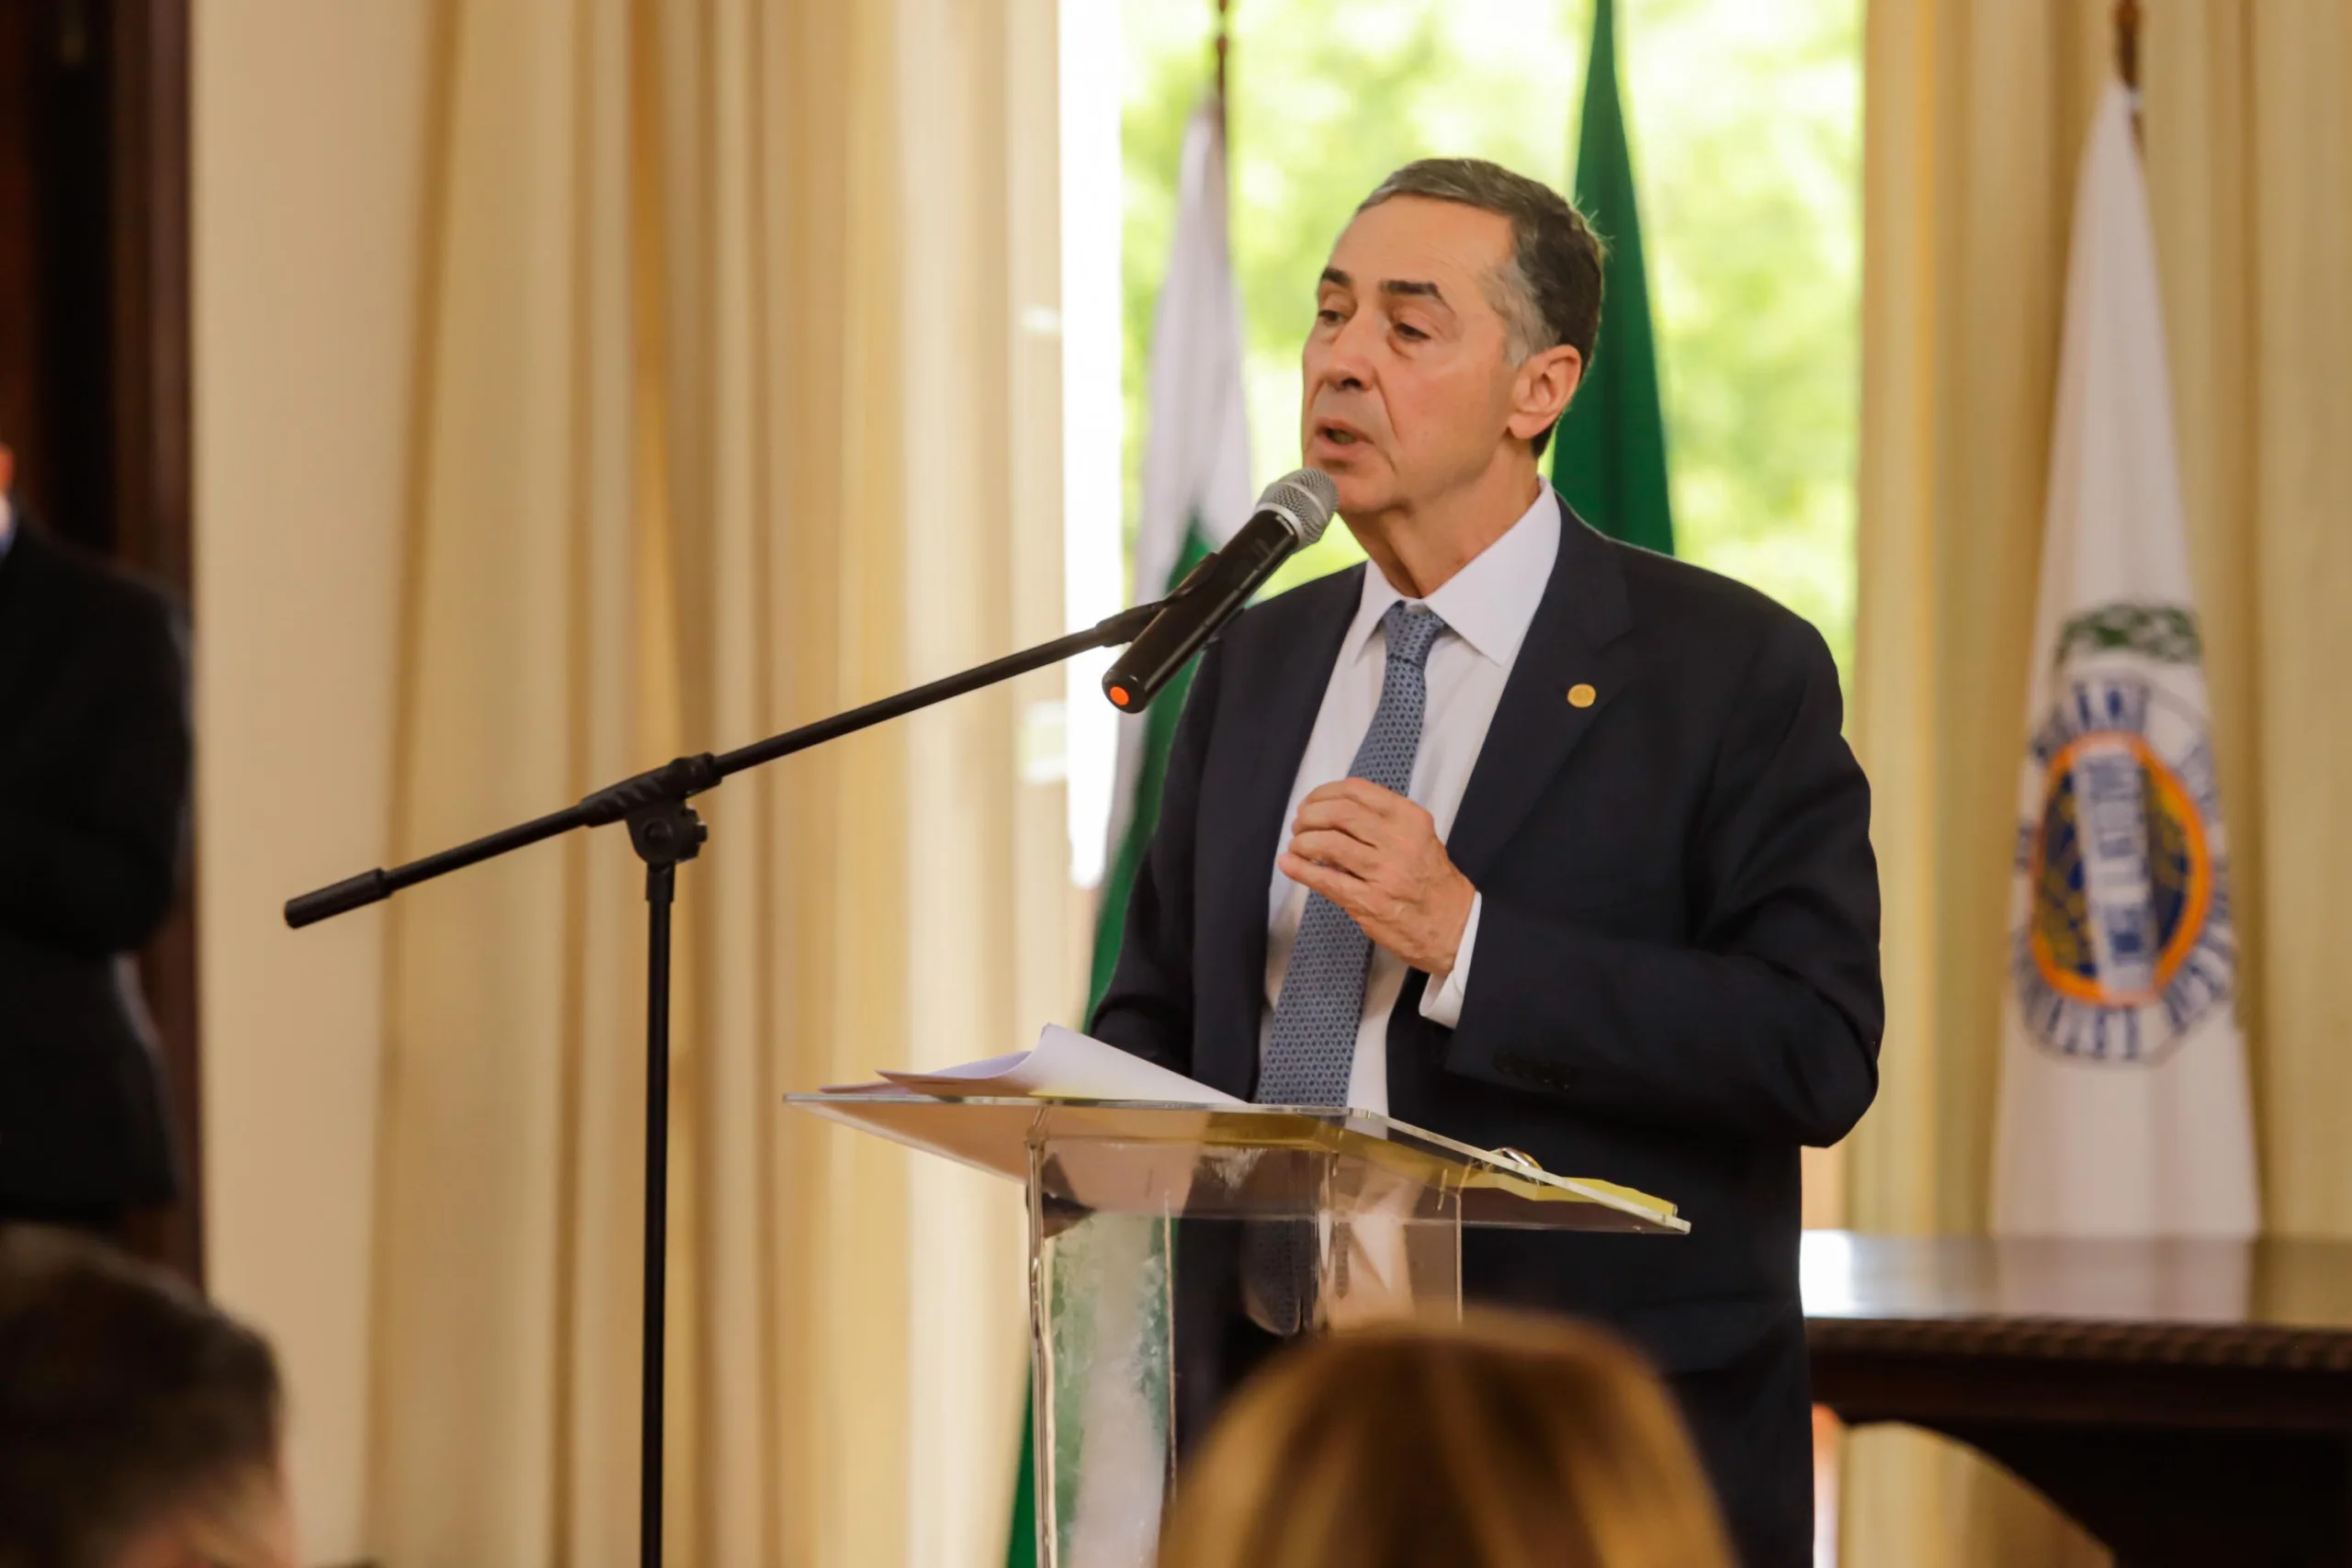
[[874, 1023, 1244, 1106]]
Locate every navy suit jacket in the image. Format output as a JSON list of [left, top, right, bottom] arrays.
[[1091, 500, 1882, 1564]]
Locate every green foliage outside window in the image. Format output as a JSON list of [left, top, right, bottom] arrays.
[[1119, 0, 1860, 677]]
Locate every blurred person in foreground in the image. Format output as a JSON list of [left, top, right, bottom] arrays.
[[0, 1225, 295, 1568], [0, 442, 192, 1237], [1092, 158, 1880, 1567], [1159, 1312, 1733, 1568]]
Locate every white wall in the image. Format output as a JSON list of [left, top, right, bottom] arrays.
[[193, 6, 429, 1560]]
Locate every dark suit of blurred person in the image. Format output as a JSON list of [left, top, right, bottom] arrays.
[[0, 464, 190, 1236]]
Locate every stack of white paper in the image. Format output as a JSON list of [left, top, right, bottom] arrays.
[[825, 1024, 1243, 1107]]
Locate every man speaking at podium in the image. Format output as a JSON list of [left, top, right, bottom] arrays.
[[1091, 160, 1882, 1567]]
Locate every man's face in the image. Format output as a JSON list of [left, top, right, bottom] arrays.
[[1300, 197, 1526, 517]]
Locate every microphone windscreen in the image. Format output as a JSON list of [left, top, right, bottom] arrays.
[[1256, 468, 1340, 546]]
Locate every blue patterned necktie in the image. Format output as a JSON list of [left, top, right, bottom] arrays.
[[1248, 601, 1447, 1332], [1257, 601, 1449, 1106]]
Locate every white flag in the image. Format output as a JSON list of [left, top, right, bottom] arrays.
[[1990, 83, 2258, 1238], [1099, 97, 1254, 881]]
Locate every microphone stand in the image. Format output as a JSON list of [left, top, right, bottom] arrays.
[[285, 597, 1167, 1568]]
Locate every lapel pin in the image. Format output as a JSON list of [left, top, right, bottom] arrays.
[[1567, 682, 1597, 708]]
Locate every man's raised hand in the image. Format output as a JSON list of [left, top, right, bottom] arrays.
[[1277, 777, 1476, 977]]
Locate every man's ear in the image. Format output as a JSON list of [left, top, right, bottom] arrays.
[[1506, 344, 1583, 445]]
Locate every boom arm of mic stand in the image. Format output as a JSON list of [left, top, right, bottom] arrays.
[[283, 596, 1168, 929], [279, 591, 1169, 1568]]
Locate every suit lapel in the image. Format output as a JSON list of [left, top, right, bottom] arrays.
[[1446, 503, 1639, 887]]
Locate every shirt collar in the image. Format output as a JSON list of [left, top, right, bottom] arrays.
[[1342, 483, 1561, 671], [0, 495, 14, 566]]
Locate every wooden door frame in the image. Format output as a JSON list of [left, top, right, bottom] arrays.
[[111, 0, 200, 1287], [0, 0, 200, 1282]]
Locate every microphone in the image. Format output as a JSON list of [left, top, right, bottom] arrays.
[[1102, 468, 1340, 712]]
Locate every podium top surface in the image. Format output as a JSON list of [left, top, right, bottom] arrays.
[[786, 1093, 1686, 1235]]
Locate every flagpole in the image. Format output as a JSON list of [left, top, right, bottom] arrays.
[[1213, 0, 1230, 118], [2115, 0, 2143, 143]]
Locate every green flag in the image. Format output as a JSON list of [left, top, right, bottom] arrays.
[[1009, 92, 1252, 1568], [1086, 538, 1206, 1014], [1550, 0, 1674, 557], [1004, 1395, 1038, 1568]]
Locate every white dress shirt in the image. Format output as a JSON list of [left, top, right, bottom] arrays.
[[1261, 485, 1561, 1113]]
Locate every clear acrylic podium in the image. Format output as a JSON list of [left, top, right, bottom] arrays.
[[786, 1094, 1687, 1568]]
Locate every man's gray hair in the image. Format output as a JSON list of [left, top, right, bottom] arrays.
[[1358, 157, 1605, 374]]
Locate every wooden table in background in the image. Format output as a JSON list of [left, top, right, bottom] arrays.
[[1804, 1232, 2352, 1568]]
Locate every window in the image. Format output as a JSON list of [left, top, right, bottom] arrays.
[[1120, 0, 1860, 669]]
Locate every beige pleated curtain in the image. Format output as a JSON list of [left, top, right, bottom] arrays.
[[342, 0, 2351, 1562], [367, 1, 1068, 1562], [1843, 2, 2352, 1563]]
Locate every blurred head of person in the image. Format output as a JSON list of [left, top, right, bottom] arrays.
[[1302, 159, 1600, 585], [0, 1226, 294, 1568], [1159, 1311, 1732, 1568]]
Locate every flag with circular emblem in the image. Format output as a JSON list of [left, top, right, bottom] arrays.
[[1989, 80, 2257, 1238]]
